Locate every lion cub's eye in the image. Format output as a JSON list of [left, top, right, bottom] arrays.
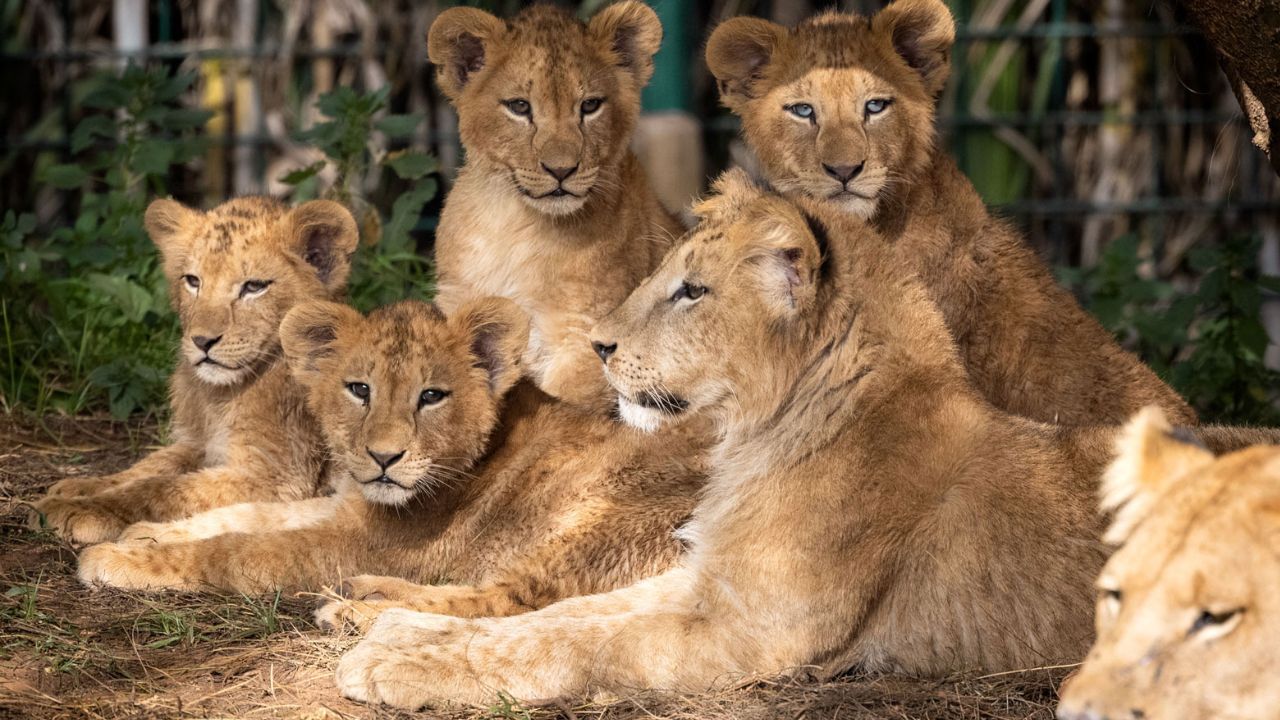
[[182, 274, 201, 291], [504, 99, 532, 117], [418, 388, 451, 408], [785, 103, 815, 121], [671, 282, 708, 303], [240, 279, 272, 297], [1189, 608, 1243, 636], [346, 382, 371, 404], [865, 98, 892, 117], [580, 97, 604, 116]]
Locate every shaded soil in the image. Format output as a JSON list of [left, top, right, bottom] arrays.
[[0, 414, 1072, 719]]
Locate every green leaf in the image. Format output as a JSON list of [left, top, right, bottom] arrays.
[[85, 273, 155, 323], [381, 178, 437, 252], [42, 164, 90, 189], [385, 151, 438, 180], [376, 114, 423, 138], [278, 160, 327, 186], [133, 142, 176, 176], [71, 116, 117, 154]]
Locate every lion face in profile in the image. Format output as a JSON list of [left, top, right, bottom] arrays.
[[1057, 407, 1280, 720], [144, 197, 358, 386], [427, 2, 661, 217], [706, 0, 954, 219], [590, 170, 828, 432], [280, 298, 528, 506]]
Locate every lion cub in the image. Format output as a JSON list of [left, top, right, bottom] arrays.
[[78, 298, 703, 626], [31, 197, 357, 544], [706, 0, 1194, 426], [429, 2, 685, 410], [1058, 408, 1280, 720]]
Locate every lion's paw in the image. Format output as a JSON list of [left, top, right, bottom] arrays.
[[77, 542, 189, 590], [315, 598, 391, 634], [32, 497, 126, 544], [335, 610, 475, 709], [117, 520, 195, 545]]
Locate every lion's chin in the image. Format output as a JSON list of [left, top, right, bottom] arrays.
[[518, 191, 590, 217], [826, 190, 880, 220], [617, 396, 668, 433], [193, 361, 250, 386]]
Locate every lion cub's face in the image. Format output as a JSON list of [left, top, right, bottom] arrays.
[[1058, 408, 1280, 720], [281, 298, 528, 506], [706, 0, 954, 219], [144, 197, 358, 386], [427, 3, 662, 217], [591, 172, 824, 432]]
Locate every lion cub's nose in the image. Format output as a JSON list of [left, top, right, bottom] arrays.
[[592, 341, 617, 363], [542, 163, 579, 182], [822, 162, 864, 183], [367, 449, 405, 470], [191, 334, 222, 352]]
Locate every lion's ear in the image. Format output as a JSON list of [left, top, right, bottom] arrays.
[[428, 7, 506, 99], [1101, 406, 1216, 544], [745, 206, 825, 321], [282, 200, 359, 293], [280, 301, 362, 379], [144, 198, 203, 269], [589, 1, 663, 87], [706, 17, 786, 111], [450, 296, 530, 398], [872, 0, 956, 98]]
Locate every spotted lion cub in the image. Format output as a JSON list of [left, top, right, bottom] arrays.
[[31, 197, 358, 544], [78, 298, 703, 626], [1058, 408, 1280, 720]]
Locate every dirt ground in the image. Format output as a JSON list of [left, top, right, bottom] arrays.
[[1, 414, 1073, 720]]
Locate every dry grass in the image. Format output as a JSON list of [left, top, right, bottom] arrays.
[[1, 415, 1072, 720]]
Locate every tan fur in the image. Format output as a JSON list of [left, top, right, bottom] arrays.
[[429, 3, 685, 410], [705, 0, 1194, 426], [326, 174, 1138, 710], [77, 299, 706, 628], [30, 197, 358, 544], [1058, 411, 1280, 720]]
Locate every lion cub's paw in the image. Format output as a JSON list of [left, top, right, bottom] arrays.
[[336, 575, 424, 603], [117, 520, 195, 545], [315, 598, 392, 633], [335, 609, 473, 709], [32, 497, 126, 544], [77, 543, 190, 590]]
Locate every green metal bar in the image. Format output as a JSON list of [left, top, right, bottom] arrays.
[[643, 0, 689, 112]]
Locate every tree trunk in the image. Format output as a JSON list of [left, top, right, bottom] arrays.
[[1180, 0, 1280, 175]]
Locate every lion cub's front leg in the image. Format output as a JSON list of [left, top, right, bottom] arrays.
[[43, 443, 202, 500], [316, 577, 536, 632], [119, 496, 342, 545]]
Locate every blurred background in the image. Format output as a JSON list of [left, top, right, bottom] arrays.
[[3, 0, 1280, 423]]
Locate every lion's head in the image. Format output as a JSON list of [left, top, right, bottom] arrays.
[[706, 0, 954, 219], [279, 297, 528, 506], [427, 2, 661, 217], [144, 197, 358, 387], [1057, 407, 1280, 720], [589, 170, 840, 432]]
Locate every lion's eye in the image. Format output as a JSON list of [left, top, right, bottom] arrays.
[[580, 97, 604, 115], [182, 274, 200, 290], [346, 382, 370, 403], [865, 98, 892, 117], [418, 388, 451, 408], [785, 103, 815, 121], [504, 99, 532, 117], [1189, 608, 1242, 635], [240, 279, 271, 297], [671, 282, 708, 303]]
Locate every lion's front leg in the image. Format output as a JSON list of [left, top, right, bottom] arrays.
[[316, 577, 535, 632], [334, 569, 748, 709], [119, 496, 343, 545]]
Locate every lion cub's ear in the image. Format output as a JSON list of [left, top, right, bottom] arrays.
[[280, 301, 362, 379], [450, 296, 531, 398], [706, 17, 786, 111], [744, 204, 826, 321], [589, 1, 663, 87], [282, 200, 359, 293], [144, 198, 204, 270], [872, 0, 956, 98], [1101, 406, 1216, 544], [427, 7, 506, 100]]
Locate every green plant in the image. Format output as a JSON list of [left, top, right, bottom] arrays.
[[1061, 235, 1280, 425], [278, 85, 438, 311]]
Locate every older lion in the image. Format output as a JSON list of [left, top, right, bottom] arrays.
[[429, 2, 686, 410], [30, 197, 357, 543], [1057, 408, 1280, 720], [77, 297, 704, 627], [705, 0, 1194, 426]]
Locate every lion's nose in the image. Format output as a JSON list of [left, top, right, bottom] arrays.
[[191, 334, 222, 352], [822, 162, 864, 183], [542, 163, 579, 182], [366, 449, 405, 470], [592, 341, 617, 363]]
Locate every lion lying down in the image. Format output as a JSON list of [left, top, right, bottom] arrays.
[[1057, 408, 1280, 720], [326, 172, 1280, 710], [77, 297, 706, 623]]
